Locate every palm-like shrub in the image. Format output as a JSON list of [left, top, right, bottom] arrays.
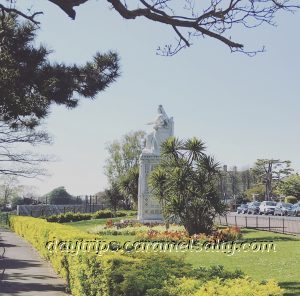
[[149, 137, 225, 235]]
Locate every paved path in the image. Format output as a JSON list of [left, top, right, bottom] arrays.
[[0, 228, 68, 296]]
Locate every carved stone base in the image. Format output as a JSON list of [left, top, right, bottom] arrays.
[[137, 153, 163, 222]]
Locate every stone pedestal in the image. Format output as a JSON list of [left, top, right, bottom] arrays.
[[137, 105, 174, 223], [137, 154, 163, 222]]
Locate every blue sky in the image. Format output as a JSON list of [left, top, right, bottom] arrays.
[[17, 0, 300, 195]]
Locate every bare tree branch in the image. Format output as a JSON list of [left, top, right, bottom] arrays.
[[0, 122, 52, 178], [0, 3, 42, 24], [0, 0, 299, 55]]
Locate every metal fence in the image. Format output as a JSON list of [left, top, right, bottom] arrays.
[[0, 212, 11, 227], [16, 204, 108, 217], [218, 213, 300, 235]]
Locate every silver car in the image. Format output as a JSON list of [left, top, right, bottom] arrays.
[[289, 204, 300, 217], [274, 203, 293, 216], [259, 201, 277, 215]]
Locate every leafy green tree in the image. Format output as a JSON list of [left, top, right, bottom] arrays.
[[276, 174, 300, 199], [43, 186, 74, 205], [0, 180, 39, 209], [104, 183, 124, 212], [252, 159, 293, 200], [0, 13, 119, 128], [0, 176, 19, 205], [240, 169, 254, 192], [104, 130, 145, 184], [244, 184, 266, 201], [104, 130, 145, 210], [284, 196, 298, 204], [11, 196, 35, 210], [0, 12, 119, 178], [118, 166, 139, 208], [149, 137, 225, 235]]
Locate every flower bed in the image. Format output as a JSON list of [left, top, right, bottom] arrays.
[[136, 226, 241, 242], [92, 220, 242, 242]]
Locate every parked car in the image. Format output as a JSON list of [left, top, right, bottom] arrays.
[[286, 204, 299, 216], [289, 204, 300, 217], [237, 204, 249, 214], [247, 201, 261, 214], [259, 201, 277, 215], [274, 202, 293, 216]]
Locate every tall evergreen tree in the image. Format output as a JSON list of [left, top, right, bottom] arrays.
[[0, 13, 120, 128]]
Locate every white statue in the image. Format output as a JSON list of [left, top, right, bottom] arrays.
[[138, 105, 174, 221], [143, 105, 174, 155]]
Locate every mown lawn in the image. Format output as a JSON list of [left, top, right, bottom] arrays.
[[183, 229, 300, 296], [65, 219, 300, 296]]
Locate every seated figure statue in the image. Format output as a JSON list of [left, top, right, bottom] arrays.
[[143, 105, 174, 155]]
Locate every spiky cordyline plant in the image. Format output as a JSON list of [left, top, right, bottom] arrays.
[[149, 137, 226, 235]]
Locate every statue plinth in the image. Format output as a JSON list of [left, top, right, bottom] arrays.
[[137, 105, 174, 222], [137, 154, 162, 222]]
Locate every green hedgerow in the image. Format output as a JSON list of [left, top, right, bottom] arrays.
[[9, 216, 283, 296]]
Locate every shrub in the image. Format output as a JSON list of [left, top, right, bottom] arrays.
[[93, 210, 115, 219], [210, 226, 242, 242], [106, 219, 114, 228], [193, 277, 283, 296], [191, 265, 244, 283], [285, 196, 298, 204], [155, 276, 283, 296], [46, 212, 92, 223], [46, 210, 132, 223], [108, 255, 193, 296], [152, 277, 200, 296]]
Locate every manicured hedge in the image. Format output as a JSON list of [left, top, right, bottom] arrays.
[[9, 216, 283, 296], [10, 216, 134, 295], [46, 210, 133, 223], [151, 277, 283, 296], [46, 212, 93, 223], [194, 277, 283, 296], [93, 210, 128, 219]]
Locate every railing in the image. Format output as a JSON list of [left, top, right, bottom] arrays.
[[218, 212, 300, 235]]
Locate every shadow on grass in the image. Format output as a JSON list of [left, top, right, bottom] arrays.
[[279, 281, 300, 296], [241, 228, 257, 234], [239, 236, 299, 242], [240, 229, 300, 242]]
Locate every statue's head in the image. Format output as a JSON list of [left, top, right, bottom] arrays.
[[158, 105, 163, 114]]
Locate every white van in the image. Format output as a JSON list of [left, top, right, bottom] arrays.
[[259, 201, 277, 215]]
